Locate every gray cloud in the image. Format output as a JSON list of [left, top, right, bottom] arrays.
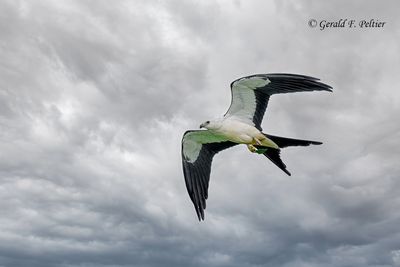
[[1, 0, 400, 266]]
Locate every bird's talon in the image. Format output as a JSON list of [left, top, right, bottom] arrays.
[[247, 144, 258, 153]]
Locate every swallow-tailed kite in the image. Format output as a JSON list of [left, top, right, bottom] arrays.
[[181, 73, 332, 220]]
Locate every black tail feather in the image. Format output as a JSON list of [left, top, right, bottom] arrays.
[[255, 134, 322, 176], [257, 147, 291, 176], [265, 134, 322, 148]]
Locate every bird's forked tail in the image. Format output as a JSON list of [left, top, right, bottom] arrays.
[[255, 134, 323, 176]]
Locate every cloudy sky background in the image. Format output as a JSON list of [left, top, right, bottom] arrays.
[[1, 0, 400, 266]]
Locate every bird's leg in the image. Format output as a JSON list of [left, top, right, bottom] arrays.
[[248, 138, 264, 153], [253, 138, 263, 145], [247, 144, 258, 153]]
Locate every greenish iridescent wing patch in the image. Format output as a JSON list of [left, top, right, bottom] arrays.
[[184, 130, 227, 144], [182, 130, 228, 163], [255, 147, 268, 154]]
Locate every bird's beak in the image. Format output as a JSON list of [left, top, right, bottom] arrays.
[[199, 123, 204, 129]]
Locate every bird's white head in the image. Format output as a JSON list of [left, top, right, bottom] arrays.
[[199, 119, 222, 130]]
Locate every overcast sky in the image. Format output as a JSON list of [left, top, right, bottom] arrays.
[[1, 0, 400, 266]]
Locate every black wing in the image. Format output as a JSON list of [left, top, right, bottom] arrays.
[[181, 130, 237, 220], [225, 73, 332, 130]]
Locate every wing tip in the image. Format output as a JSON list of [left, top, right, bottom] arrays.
[[318, 83, 333, 92], [195, 206, 205, 221], [232, 73, 333, 92], [311, 141, 323, 145], [301, 76, 333, 92]]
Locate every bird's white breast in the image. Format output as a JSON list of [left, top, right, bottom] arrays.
[[214, 117, 261, 144]]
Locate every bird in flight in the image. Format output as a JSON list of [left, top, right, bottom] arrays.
[[181, 73, 332, 220]]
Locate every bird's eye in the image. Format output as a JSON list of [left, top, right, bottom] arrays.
[[206, 121, 210, 124]]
